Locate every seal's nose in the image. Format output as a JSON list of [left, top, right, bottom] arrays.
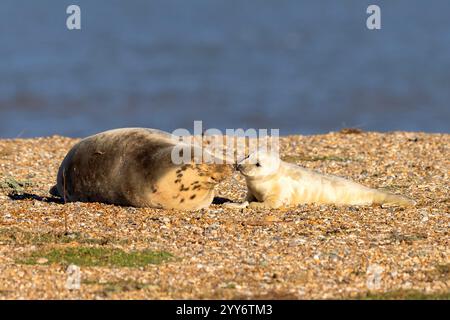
[[236, 164, 243, 171]]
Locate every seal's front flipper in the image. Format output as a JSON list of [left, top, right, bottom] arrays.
[[223, 201, 249, 209], [49, 185, 60, 197]]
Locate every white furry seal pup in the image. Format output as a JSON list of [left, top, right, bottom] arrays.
[[226, 150, 415, 209], [50, 128, 231, 210]]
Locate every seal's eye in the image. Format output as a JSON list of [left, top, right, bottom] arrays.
[[256, 162, 261, 167]]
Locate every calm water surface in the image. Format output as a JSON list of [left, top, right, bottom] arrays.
[[0, 0, 449, 137]]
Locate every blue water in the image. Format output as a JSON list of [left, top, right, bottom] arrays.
[[0, 0, 449, 137]]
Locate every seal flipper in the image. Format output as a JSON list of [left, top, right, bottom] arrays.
[[374, 191, 416, 207], [49, 185, 61, 197]]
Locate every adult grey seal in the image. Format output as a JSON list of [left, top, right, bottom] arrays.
[[50, 128, 231, 210]]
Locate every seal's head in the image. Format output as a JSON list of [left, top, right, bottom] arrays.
[[236, 149, 280, 178]]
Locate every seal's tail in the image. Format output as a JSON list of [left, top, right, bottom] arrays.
[[373, 190, 416, 207], [49, 185, 60, 197]]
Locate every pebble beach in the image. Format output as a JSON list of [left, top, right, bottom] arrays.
[[0, 131, 448, 299]]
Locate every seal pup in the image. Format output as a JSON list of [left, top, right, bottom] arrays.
[[225, 150, 416, 209], [50, 128, 232, 210]]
